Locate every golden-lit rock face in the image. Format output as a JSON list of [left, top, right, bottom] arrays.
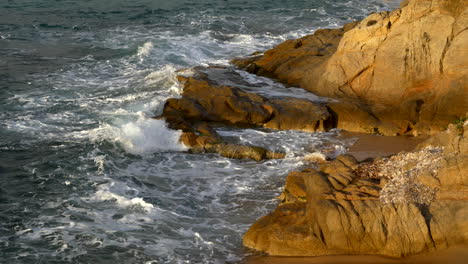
[[243, 123, 468, 257], [234, 0, 468, 136], [155, 66, 332, 160], [155, 0, 468, 256], [234, 0, 468, 257]]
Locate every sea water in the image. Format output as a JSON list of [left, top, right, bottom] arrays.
[[0, 1, 401, 263]]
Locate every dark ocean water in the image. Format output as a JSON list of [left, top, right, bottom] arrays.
[[1, 1, 400, 263]]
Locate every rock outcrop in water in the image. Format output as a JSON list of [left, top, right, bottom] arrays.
[[155, 0, 467, 257], [243, 122, 468, 256], [231, 0, 468, 258], [234, 0, 468, 136], [155, 66, 333, 160], [164, 67, 331, 131]]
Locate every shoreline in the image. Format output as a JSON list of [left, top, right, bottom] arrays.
[[244, 246, 468, 264], [154, 0, 467, 260]]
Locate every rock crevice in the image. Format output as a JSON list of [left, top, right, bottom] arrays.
[[155, 66, 334, 160], [244, 124, 467, 256], [233, 0, 468, 136], [227, 0, 468, 258]]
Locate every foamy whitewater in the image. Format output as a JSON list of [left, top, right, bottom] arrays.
[[0, 1, 401, 263]]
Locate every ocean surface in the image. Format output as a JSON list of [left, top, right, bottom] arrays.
[[1, 1, 401, 263]]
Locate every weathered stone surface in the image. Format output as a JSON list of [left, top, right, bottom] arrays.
[[234, 0, 468, 135], [156, 66, 330, 160], [418, 119, 468, 190], [243, 123, 468, 257], [163, 67, 331, 131], [278, 171, 309, 204], [175, 125, 285, 161], [326, 100, 382, 134]]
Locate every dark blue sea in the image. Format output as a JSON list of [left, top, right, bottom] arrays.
[[0, 1, 400, 263]]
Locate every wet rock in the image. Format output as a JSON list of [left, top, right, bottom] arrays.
[[181, 130, 284, 161], [156, 66, 331, 160], [164, 67, 331, 131]]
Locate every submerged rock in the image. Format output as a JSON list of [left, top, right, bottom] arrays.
[[179, 129, 284, 161]]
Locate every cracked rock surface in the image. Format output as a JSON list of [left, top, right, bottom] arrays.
[[155, 66, 332, 160], [243, 123, 468, 257], [240, 0, 468, 256], [234, 0, 468, 136]]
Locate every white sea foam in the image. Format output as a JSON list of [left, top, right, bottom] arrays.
[[116, 116, 186, 155], [94, 155, 106, 174], [145, 65, 176, 85], [303, 152, 327, 162], [230, 34, 255, 44], [194, 232, 214, 248], [144, 65, 182, 97], [137, 41, 154, 59], [2, 1, 402, 262], [91, 183, 154, 212], [90, 113, 187, 155]]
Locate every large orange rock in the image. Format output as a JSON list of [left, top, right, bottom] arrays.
[[235, 0, 468, 135], [244, 123, 468, 256]]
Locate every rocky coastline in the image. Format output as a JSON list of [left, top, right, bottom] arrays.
[[155, 0, 467, 260], [233, 0, 467, 137]]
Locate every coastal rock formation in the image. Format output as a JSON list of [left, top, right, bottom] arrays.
[[234, 0, 468, 135], [239, 0, 468, 257], [178, 127, 285, 161], [155, 66, 331, 160], [150, 0, 468, 258], [243, 122, 468, 256], [163, 67, 331, 131]]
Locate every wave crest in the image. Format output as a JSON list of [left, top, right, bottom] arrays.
[[90, 113, 187, 155]]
